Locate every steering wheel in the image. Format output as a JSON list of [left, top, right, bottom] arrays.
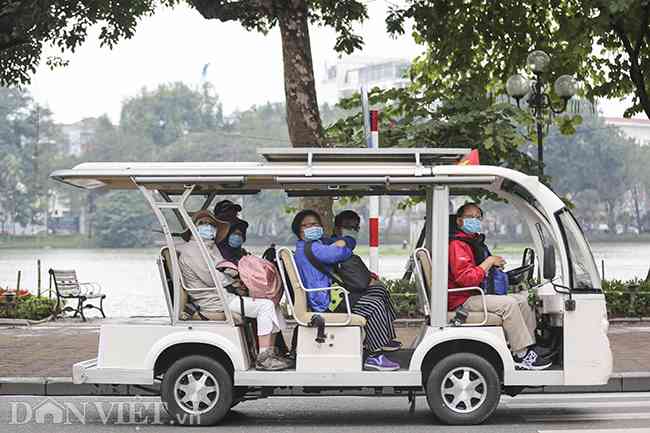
[[507, 248, 536, 286]]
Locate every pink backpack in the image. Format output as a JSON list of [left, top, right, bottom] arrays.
[[237, 255, 283, 304]]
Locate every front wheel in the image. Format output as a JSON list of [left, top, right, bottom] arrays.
[[425, 352, 501, 425], [161, 355, 233, 425]]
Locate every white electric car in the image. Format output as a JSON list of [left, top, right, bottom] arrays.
[[50, 147, 612, 425]]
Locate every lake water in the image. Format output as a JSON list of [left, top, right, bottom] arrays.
[[2, 242, 649, 318]]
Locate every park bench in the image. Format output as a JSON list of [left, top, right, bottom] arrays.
[[49, 269, 106, 321]]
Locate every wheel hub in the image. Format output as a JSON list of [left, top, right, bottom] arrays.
[[440, 366, 487, 414], [174, 368, 220, 415]]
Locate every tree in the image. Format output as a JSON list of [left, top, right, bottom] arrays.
[[0, 87, 62, 232], [93, 191, 157, 247], [543, 112, 641, 231], [186, 0, 368, 230], [386, 0, 650, 119], [120, 82, 223, 146], [0, 1, 167, 86]]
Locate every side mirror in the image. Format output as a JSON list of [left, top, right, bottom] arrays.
[[543, 245, 556, 280], [522, 248, 535, 267]]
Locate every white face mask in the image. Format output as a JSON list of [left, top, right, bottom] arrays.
[[341, 228, 359, 240], [197, 224, 217, 240]]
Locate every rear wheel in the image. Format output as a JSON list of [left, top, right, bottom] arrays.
[[425, 352, 501, 425], [161, 355, 233, 425]]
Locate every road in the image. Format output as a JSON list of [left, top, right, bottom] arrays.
[[1, 392, 650, 432]]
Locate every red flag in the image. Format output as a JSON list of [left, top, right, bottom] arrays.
[[458, 149, 480, 165]]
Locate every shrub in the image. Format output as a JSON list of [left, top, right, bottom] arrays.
[[382, 278, 422, 318], [603, 278, 650, 317], [0, 293, 58, 320]]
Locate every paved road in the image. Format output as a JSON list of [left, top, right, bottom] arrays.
[[1, 392, 650, 432]]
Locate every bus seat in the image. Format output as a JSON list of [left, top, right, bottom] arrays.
[[413, 247, 502, 326], [159, 246, 242, 324], [277, 248, 366, 327]]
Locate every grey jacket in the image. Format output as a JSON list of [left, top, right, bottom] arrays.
[[177, 239, 233, 312]]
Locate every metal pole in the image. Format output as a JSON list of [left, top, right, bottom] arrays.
[[368, 109, 380, 273], [16, 270, 21, 291], [360, 86, 371, 147], [37, 259, 41, 297], [536, 117, 544, 178], [533, 77, 544, 178], [429, 186, 449, 328]]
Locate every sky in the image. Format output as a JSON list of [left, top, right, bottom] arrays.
[[29, 2, 424, 124], [28, 2, 634, 124]]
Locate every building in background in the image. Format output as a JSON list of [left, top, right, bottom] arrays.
[[320, 56, 410, 102], [59, 118, 101, 156], [604, 117, 650, 145]]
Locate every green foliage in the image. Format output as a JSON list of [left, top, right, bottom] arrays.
[[382, 278, 421, 318], [387, 0, 650, 119], [603, 278, 650, 317], [0, 1, 175, 86], [0, 87, 68, 229], [92, 191, 157, 248], [0, 294, 57, 320], [120, 82, 223, 146], [327, 86, 540, 184]]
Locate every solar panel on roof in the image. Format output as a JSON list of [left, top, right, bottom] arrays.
[[257, 147, 470, 164]]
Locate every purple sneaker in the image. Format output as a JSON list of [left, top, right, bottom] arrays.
[[364, 354, 400, 371], [381, 340, 402, 352]]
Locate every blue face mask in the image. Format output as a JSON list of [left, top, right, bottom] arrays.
[[228, 233, 243, 248], [461, 217, 482, 234], [197, 224, 216, 240], [304, 226, 324, 241], [341, 228, 359, 240]]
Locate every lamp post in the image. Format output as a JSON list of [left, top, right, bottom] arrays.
[[506, 50, 577, 178]]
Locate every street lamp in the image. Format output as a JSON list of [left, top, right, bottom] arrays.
[[506, 50, 577, 178]]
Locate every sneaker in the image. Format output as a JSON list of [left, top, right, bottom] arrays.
[[381, 340, 403, 352], [256, 349, 291, 371], [364, 354, 400, 371], [513, 347, 552, 370]]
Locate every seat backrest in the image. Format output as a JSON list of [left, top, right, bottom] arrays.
[[414, 248, 432, 316], [49, 269, 80, 297], [159, 247, 188, 317], [277, 248, 309, 321]]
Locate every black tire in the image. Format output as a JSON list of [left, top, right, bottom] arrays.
[[425, 352, 501, 425], [161, 355, 233, 426]]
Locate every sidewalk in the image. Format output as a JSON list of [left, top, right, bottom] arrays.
[[1, 318, 649, 376], [0, 318, 649, 393]]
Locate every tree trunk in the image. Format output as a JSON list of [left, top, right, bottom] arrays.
[[606, 200, 617, 234], [633, 184, 644, 232], [277, 0, 333, 231]]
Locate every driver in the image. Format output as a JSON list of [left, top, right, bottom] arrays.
[[449, 203, 551, 370]]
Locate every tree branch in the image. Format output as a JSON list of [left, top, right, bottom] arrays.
[[0, 37, 29, 52], [634, 4, 649, 58], [610, 15, 650, 119], [188, 0, 266, 21]]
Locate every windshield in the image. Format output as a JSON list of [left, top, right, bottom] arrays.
[[557, 210, 601, 291]]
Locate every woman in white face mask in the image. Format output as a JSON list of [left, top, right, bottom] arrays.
[[176, 210, 290, 371]]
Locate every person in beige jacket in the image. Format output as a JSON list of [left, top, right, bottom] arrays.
[[176, 209, 290, 371]]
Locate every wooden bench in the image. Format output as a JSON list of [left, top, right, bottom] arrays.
[[48, 269, 106, 321]]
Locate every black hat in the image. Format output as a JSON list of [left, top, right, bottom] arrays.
[[214, 200, 242, 222]]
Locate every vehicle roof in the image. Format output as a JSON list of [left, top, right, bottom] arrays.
[[49, 147, 565, 213]]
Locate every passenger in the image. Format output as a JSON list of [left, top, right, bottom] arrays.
[[217, 218, 249, 264], [448, 203, 551, 370], [331, 209, 401, 352], [292, 209, 400, 371], [177, 209, 290, 371], [213, 199, 242, 223]]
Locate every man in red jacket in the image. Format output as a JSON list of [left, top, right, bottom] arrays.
[[449, 203, 551, 370]]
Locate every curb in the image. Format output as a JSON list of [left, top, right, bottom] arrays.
[[2, 372, 649, 397]]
